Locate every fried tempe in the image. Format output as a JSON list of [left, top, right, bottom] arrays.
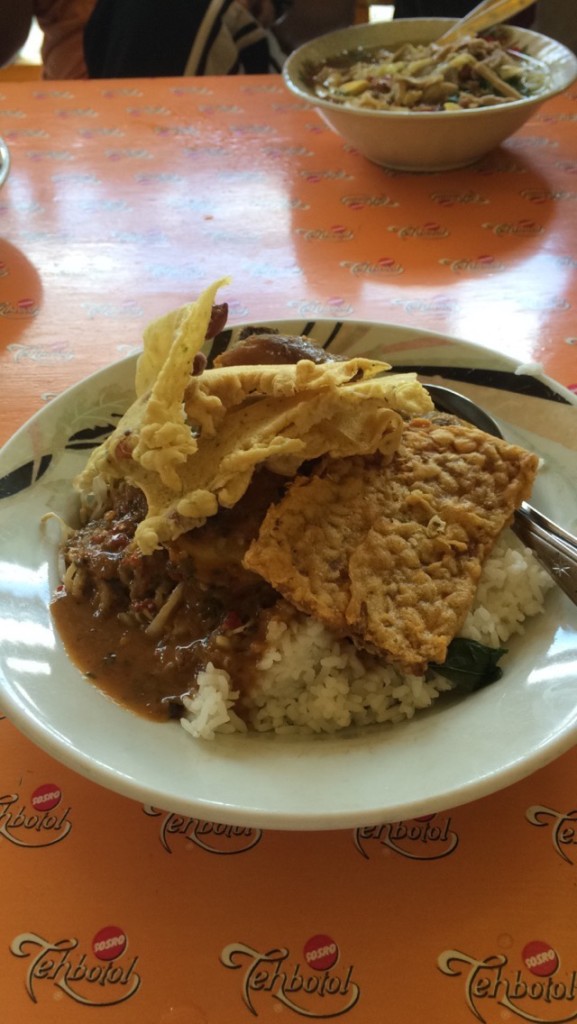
[[244, 416, 539, 674]]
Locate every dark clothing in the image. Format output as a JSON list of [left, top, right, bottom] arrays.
[[84, 0, 272, 78], [393, 1, 536, 27]]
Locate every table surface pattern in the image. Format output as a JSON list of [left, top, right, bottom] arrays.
[[1, 74, 577, 1023]]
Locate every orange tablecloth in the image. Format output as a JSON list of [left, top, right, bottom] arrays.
[[1, 75, 577, 1023]]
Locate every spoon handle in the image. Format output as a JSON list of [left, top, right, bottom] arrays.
[[513, 505, 577, 606], [518, 502, 577, 553], [436, 0, 537, 44], [0, 137, 10, 189]]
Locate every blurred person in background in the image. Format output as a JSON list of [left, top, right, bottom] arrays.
[[83, 0, 357, 77], [270, 0, 356, 54], [84, 0, 273, 76], [0, 0, 356, 79], [393, 0, 537, 27], [0, 0, 95, 78], [534, 0, 576, 53]]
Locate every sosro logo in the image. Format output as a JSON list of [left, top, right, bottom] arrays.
[[354, 814, 459, 860], [0, 786, 72, 847], [11, 926, 141, 1006], [438, 941, 577, 1023], [220, 935, 360, 1017], [526, 805, 577, 864], [142, 806, 262, 854]]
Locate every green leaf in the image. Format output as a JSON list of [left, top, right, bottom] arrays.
[[431, 637, 508, 693]]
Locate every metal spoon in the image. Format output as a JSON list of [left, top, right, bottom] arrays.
[[0, 137, 10, 189], [425, 382, 577, 606]]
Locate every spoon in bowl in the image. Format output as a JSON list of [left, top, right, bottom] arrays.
[[425, 382, 577, 606], [436, 0, 538, 46]]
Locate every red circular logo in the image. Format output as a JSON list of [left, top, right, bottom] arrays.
[[303, 935, 339, 971], [92, 926, 127, 961], [522, 940, 559, 977], [31, 784, 62, 812]]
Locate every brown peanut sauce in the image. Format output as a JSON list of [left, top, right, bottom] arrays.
[[51, 468, 286, 722], [51, 330, 335, 723], [51, 580, 277, 722]]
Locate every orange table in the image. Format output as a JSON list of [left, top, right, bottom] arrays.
[[1, 75, 577, 1023]]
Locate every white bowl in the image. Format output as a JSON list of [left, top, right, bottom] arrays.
[[283, 18, 577, 172]]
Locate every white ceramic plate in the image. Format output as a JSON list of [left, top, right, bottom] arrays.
[[1, 320, 577, 830]]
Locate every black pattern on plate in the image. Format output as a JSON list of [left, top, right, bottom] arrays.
[[65, 418, 121, 451], [394, 366, 572, 404], [0, 454, 52, 499], [0, 418, 121, 500]]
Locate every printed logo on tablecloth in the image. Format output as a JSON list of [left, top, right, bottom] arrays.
[[439, 255, 506, 274], [8, 341, 72, 365], [340, 257, 403, 277], [295, 225, 355, 242], [10, 926, 141, 1006], [32, 89, 74, 100], [430, 190, 490, 207], [0, 297, 40, 319], [299, 170, 354, 183], [142, 807, 262, 854], [354, 813, 459, 860], [55, 108, 98, 119], [100, 86, 144, 97], [521, 188, 577, 204], [220, 935, 360, 1018], [475, 154, 524, 174], [526, 804, 577, 864], [388, 222, 450, 240], [482, 219, 544, 236], [388, 296, 458, 320], [437, 941, 576, 1022], [262, 145, 314, 159], [286, 298, 355, 318], [341, 193, 399, 210], [0, 785, 72, 848]]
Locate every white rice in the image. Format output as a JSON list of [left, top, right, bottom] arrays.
[[180, 530, 554, 741]]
